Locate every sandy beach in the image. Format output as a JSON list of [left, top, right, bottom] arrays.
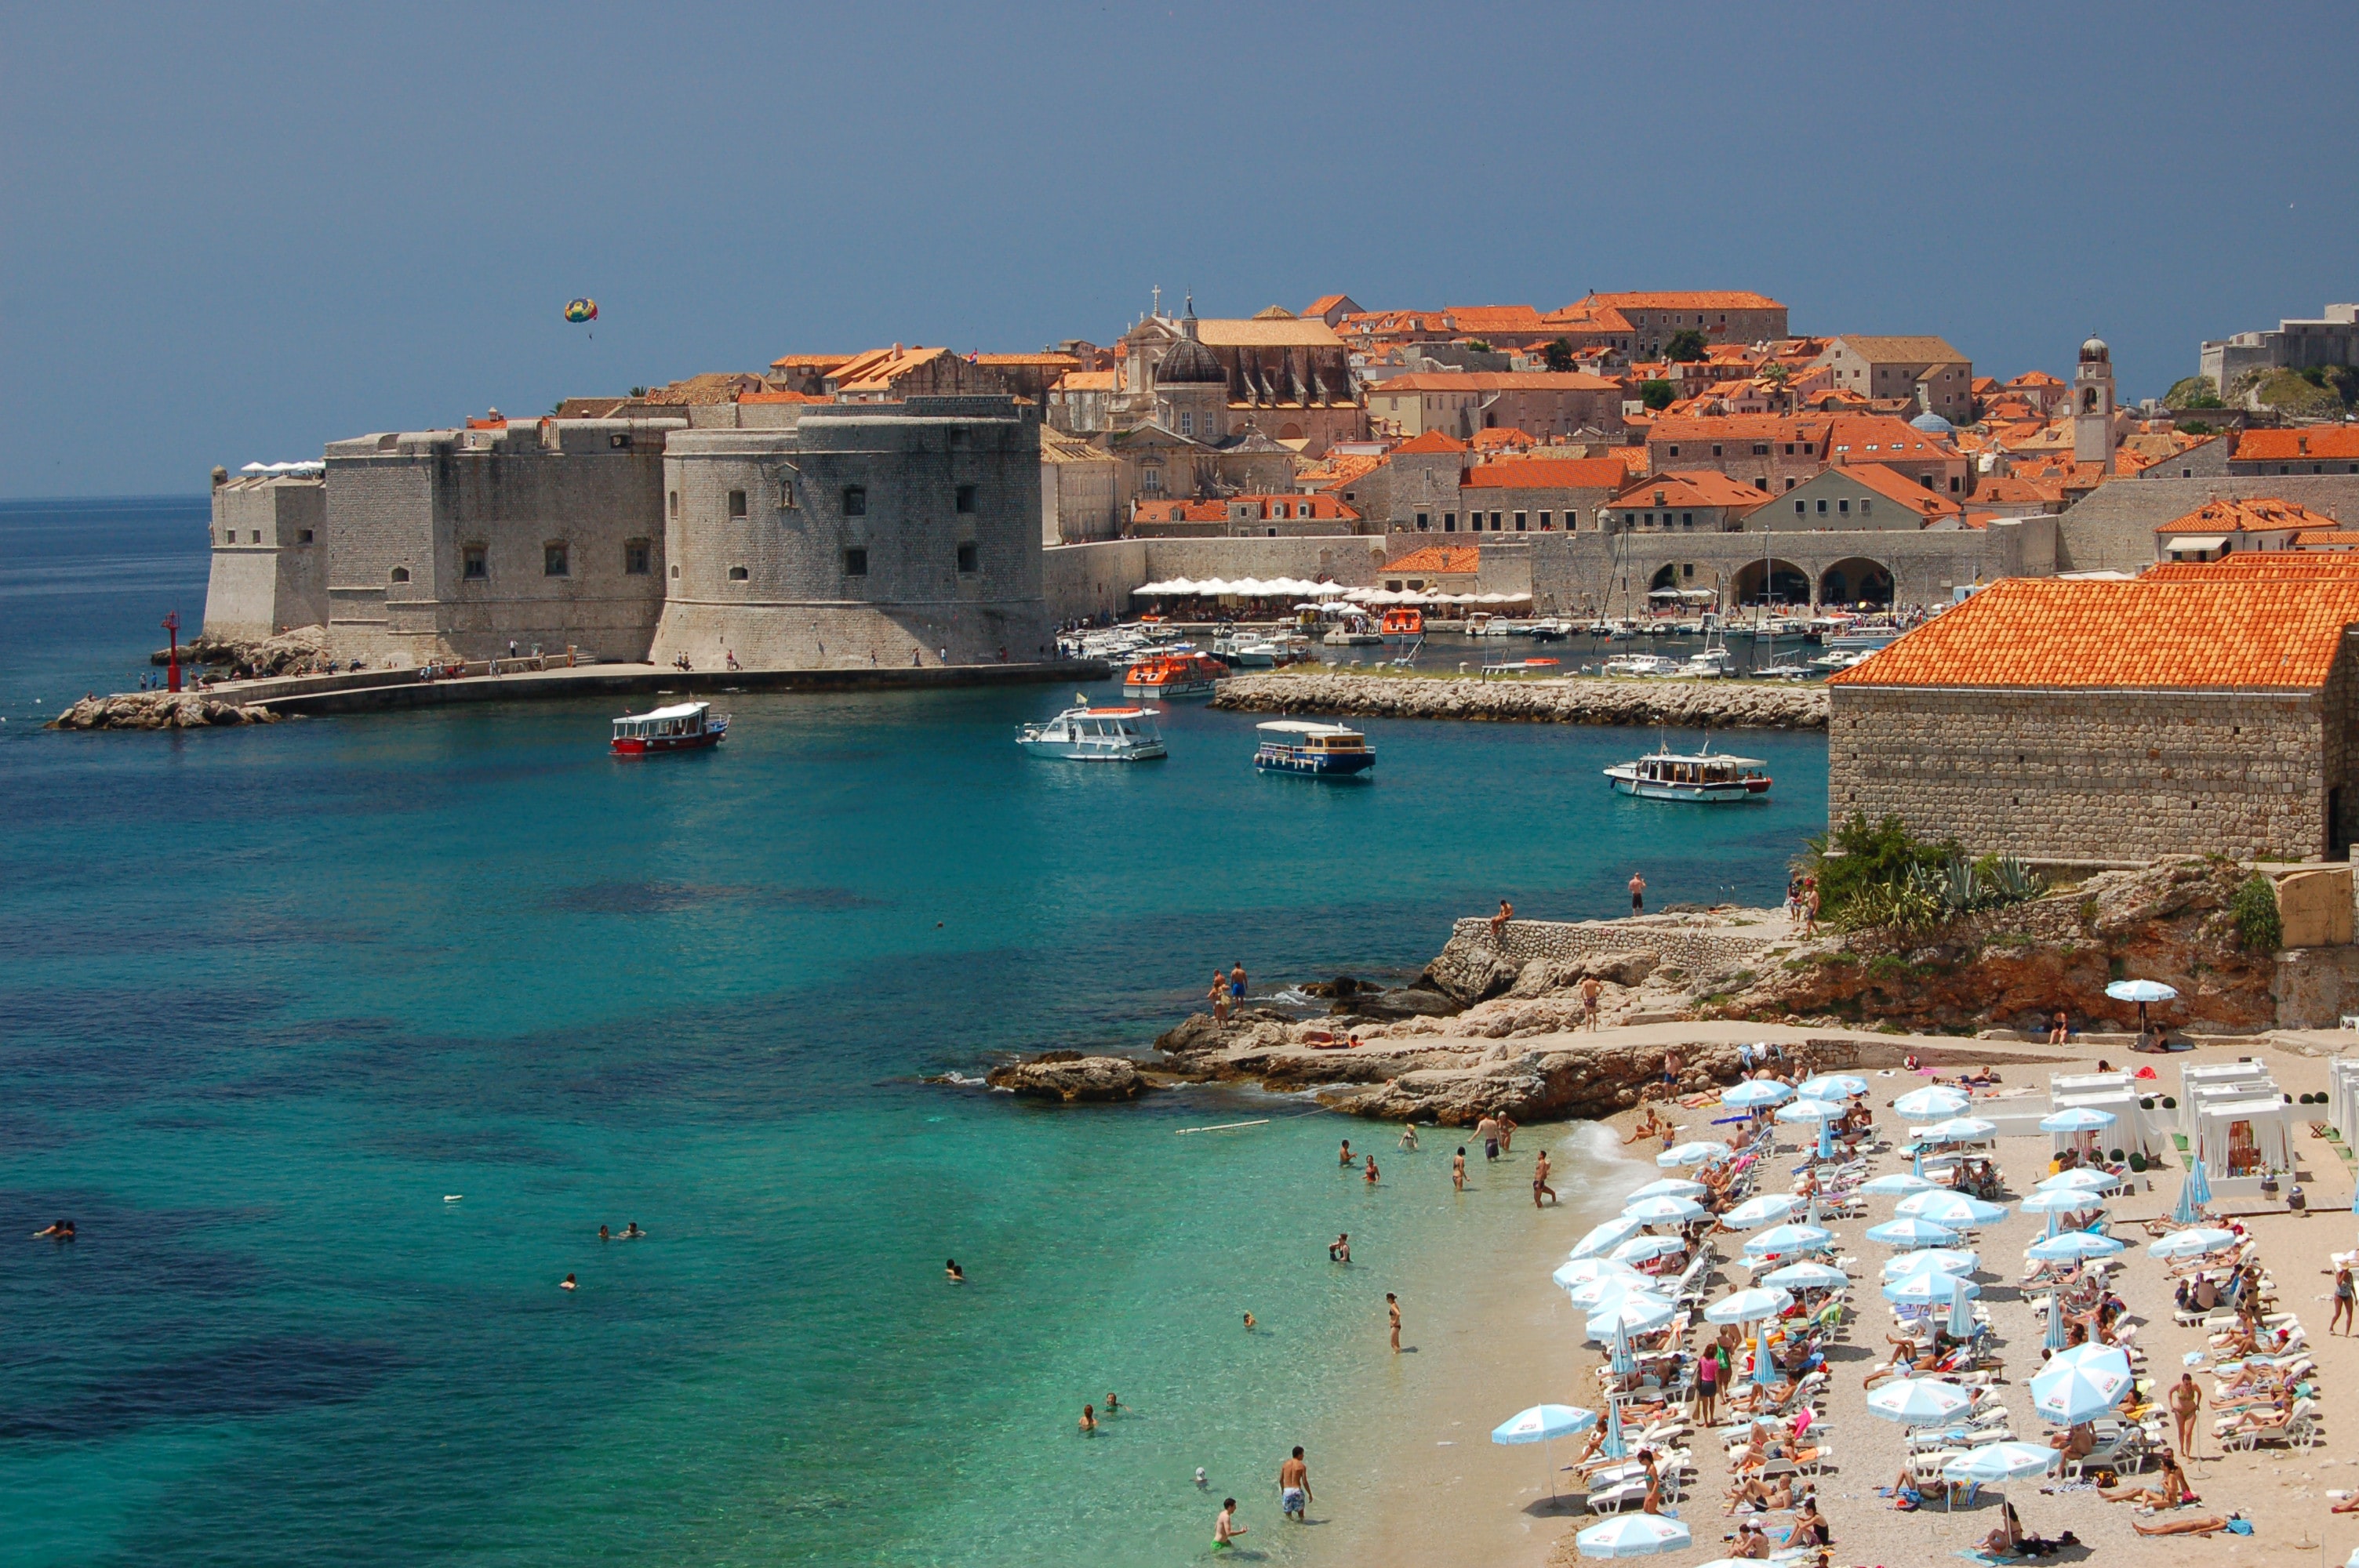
[[1307, 1025, 2359, 1568]]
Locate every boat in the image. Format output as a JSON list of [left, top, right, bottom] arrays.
[[1466, 612, 1514, 637], [1123, 650, 1229, 698], [611, 700, 728, 756], [1810, 649, 1870, 672], [1674, 645, 1734, 679], [1253, 720, 1375, 776], [1752, 660, 1813, 681], [1379, 607, 1424, 639], [1480, 658, 1561, 678], [1603, 739, 1772, 802], [1222, 635, 1289, 668], [1527, 618, 1571, 642], [1016, 699, 1166, 760], [1600, 652, 1683, 677], [1826, 624, 1905, 653]]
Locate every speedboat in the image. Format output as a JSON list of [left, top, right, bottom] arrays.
[[1123, 651, 1229, 698], [1016, 700, 1166, 760], [1254, 720, 1375, 777], [1527, 619, 1570, 642], [611, 700, 728, 756], [1811, 649, 1869, 672], [1604, 739, 1771, 802], [1466, 612, 1513, 637], [1601, 652, 1682, 677]]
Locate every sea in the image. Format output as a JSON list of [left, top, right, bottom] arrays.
[[0, 496, 1827, 1567]]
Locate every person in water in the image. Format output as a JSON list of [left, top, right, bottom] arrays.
[[1363, 1155, 1379, 1185], [1079, 1403, 1096, 1434], [1399, 1123, 1419, 1151], [1242, 1312, 1256, 1332], [560, 1273, 576, 1290], [1329, 1233, 1351, 1264], [1339, 1138, 1354, 1167], [1214, 1497, 1245, 1549], [622, 1222, 642, 1239], [598, 1225, 612, 1242], [945, 1259, 965, 1283], [1104, 1392, 1119, 1414], [33, 1219, 75, 1240]]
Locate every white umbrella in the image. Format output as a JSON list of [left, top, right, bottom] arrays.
[[1772, 1097, 1843, 1124], [2147, 1226, 2239, 1259], [1584, 1294, 1677, 1341], [1310, 583, 1348, 597], [1575, 1514, 1691, 1559], [2019, 1189, 2107, 1214], [2039, 1107, 2118, 1133], [1944, 1440, 2060, 1483], [1914, 1116, 1997, 1143], [1721, 1080, 1792, 1109], [1761, 1260, 1849, 1290], [1859, 1172, 1936, 1196], [2045, 1341, 2134, 1380], [1554, 1258, 1645, 1291], [1893, 1085, 1970, 1120], [1866, 1217, 1960, 1249], [1492, 1402, 1597, 1502], [1741, 1222, 1834, 1258], [2026, 1231, 2124, 1262], [1797, 1073, 1868, 1100], [2029, 1358, 2131, 1425], [2036, 1168, 2121, 1192], [1882, 1247, 1979, 1280], [1895, 1189, 2008, 1227], [1569, 1215, 1647, 1259], [1568, 1274, 1659, 1310], [1657, 1140, 1732, 1168], [1866, 1377, 1972, 1425], [1608, 1233, 1686, 1265], [1718, 1192, 1801, 1229], [1623, 1177, 1708, 1203], [1703, 1287, 1792, 1323], [1622, 1195, 1708, 1225], [2106, 978, 2179, 1034]]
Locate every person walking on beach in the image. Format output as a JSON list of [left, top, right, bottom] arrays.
[[1696, 1340, 1721, 1425], [1532, 1149, 1557, 1207], [1663, 1048, 1683, 1090], [2334, 1264, 2357, 1335], [2170, 1371, 2205, 1454], [1387, 1292, 1401, 1352], [1214, 1498, 1245, 1550], [1581, 975, 1602, 1029], [1278, 1447, 1312, 1521], [1490, 898, 1514, 943], [1452, 1147, 1467, 1192], [1629, 872, 1647, 915]]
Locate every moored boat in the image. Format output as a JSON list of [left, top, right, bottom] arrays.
[[1603, 739, 1771, 802], [611, 701, 728, 756], [1123, 650, 1229, 698], [1016, 699, 1166, 760], [1253, 720, 1375, 777]]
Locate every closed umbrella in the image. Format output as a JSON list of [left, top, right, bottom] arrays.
[[1883, 1247, 1979, 1280], [1865, 1376, 1972, 1426], [1721, 1079, 1792, 1109], [1570, 1215, 1647, 1259], [1574, 1513, 1691, 1558], [1657, 1139, 1732, 1168], [2029, 1357, 2132, 1425], [2147, 1225, 2237, 1260], [1742, 1222, 1834, 1258], [1893, 1085, 1971, 1120], [1859, 1172, 1936, 1196], [1587, 1293, 1675, 1376], [1866, 1217, 1961, 1250], [2175, 1161, 2214, 1224], [2044, 1280, 2071, 1351], [1947, 1276, 1975, 1337], [1600, 1394, 1627, 1459], [1718, 1192, 1801, 1229], [1797, 1073, 1868, 1101], [1761, 1259, 1849, 1291], [1624, 1177, 1708, 1203], [1492, 1403, 1597, 1502]]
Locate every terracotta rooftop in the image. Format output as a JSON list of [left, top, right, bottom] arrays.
[[2146, 555, 2359, 580], [1393, 430, 1469, 455], [1380, 545, 1481, 575], [1377, 371, 1621, 392], [1464, 457, 1630, 490], [1608, 470, 1776, 510], [2233, 427, 2359, 463], [1572, 291, 1785, 312], [1824, 335, 1969, 365], [1837, 462, 1966, 519], [1830, 575, 2359, 691], [2154, 496, 2339, 535], [2295, 531, 2359, 550]]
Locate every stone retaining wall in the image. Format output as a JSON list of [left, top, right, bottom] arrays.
[[1215, 672, 1826, 728], [1454, 917, 1779, 973]]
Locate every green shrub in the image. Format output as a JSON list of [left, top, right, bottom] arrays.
[[2231, 874, 2281, 951], [2162, 1095, 2177, 1109], [2108, 1148, 2125, 1163], [2128, 1151, 2147, 1172]]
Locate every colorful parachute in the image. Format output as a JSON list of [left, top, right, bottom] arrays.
[[564, 299, 598, 324]]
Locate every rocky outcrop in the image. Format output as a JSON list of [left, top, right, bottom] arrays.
[[1212, 671, 1826, 728], [984, 1051, 1151, 1102], [154, 623, 329, 678], [50, 691, 282, 731]]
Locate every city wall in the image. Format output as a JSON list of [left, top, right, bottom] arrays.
[[2055, 474, 2359, 575]]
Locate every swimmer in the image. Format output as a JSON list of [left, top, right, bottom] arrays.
[[622, 1222, 642, 1239], [1243, 1312, 1256, 1332], [1339, 1139, 1354, 1167], [1399, 1123, 1419, 1151], [1453, 1147, 1467, 1192], [1363, 1154, 1379, 1185], [1278, 1446, 1312, 1520], [1105, 1392, 1119, 1414], [1080, 1403, 1096, 1434], [1387, 1292, 1401, 1352], [33, 1218, 71, 1240], [599, 1225, 611, 1242], [561, 1273, 576, 1290], [1329, 1233, 1351, 1264], [1214, 1497, 1245, 1549], [1196, 1467, 1209, 1489], [946, 1259, 965, 1283]]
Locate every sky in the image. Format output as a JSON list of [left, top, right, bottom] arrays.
[[4, 2, 2357, 497]]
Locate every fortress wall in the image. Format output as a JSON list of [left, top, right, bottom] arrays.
[[204, 478, 326, 640]]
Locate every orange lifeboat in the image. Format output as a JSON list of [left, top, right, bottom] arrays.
[[1122, 651, 1230, 699], [1379, 607, 1423, 637]]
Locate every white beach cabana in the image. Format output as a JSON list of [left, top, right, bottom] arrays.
[[2194, 1094, 2295, 1180], [2179, 1061, 2277, 1134]]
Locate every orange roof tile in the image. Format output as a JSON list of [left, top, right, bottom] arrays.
[[1830, 575, 2359, 691], [2154, 496, 2339, 535], [2295, 531, 2359, 550], [1607, 470, 1775, 510], [737, 390, 824, 405], [2232, 427, 2359, 463], [1464, 457, 1630, 490], [1380, 545, 1482, 575], [1470, 427, 1536, 451], [1374, 372, 1621, 392], [1577, 291, 1785, 312], [1839, 462, 1965, 519], [1394, 430, 1469, 455], [2146, 555, 2359, 580]]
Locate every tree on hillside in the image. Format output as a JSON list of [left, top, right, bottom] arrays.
[[1543, 337, 1575, 373], [1666, 329, 1709, 363], [2164, 374, 2225, 411]]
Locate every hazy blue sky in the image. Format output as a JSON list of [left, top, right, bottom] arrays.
[[5, 2, 2357, 496]]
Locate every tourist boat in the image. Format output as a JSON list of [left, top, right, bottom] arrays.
[[611, 701, 729, 756], [1379, 607, 1424, 638], [1122, 650, 1229, 698], [1603, 739, 1772, 802], [1016, 699, 1166, 760], [1600, 652, 1683, 677], [1253, 720, 1375, 776]]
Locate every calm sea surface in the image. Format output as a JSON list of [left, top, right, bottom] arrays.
[[0, 498, 1826, 1566]]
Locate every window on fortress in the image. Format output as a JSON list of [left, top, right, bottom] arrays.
[[955, 484, 977, 514], [463, 546, 488, 580], [390, 567, 410, 583], [843, 486, 867, 516], [544, 543, 569, 577], [624, 540, 652, 575], [729, 489, 748, 517], [843, 547, 868, 577], [251, 531, 263, 544], [300, 529, 314, 543], [729, 565, 749, 581], [669, 491, 680, 519], [1860, 500, 1873, 516], [1515, 512, 1528, 532], [1415, 512, 1429, 530], [957, 542, 979, 573]]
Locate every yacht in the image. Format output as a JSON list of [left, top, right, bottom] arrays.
[[1253, 720, 1375, 777], [1600, 652, 1684, 677], [610, 701, 728, 756], [1016, 700, 1167, 760], [1752, 659, 1813, 681], [1604, 739, 1772, 802]]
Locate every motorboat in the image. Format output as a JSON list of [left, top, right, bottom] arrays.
[[1753, 660, 1813, 681], [1466, 612, 1514, 637], [1811, 649, 1870, 672], [1124, 651, 1230, 697], [1480, 659, 1561, 678], [1600, 652, 1683, 677], [1222, 635, 1290, 668], [1527, 618, 1571, 642], [1016, 699, 1167, 760], [1675, 645, 1735, 679], [1253, 720, 1375, 776], [1604, 739, 1772, 802], [611, 700, 729, 756], [1826, 623, 1906, 653], [1379, 607, 1424, 639]]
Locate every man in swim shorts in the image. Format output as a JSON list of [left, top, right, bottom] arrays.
[[1214, 1497, 1245, 1548], [1278, 1446, 1311, 1520]]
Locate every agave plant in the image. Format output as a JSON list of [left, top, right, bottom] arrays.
[[1939, 854, 1979, 913], [1984, 855, 2042, 903]]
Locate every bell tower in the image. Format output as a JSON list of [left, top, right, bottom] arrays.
[[2074, 333, 2116, 470]]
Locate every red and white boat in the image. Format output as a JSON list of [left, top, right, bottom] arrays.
[[1122, 651, 1229, 699], [611, 701, 729, 756]]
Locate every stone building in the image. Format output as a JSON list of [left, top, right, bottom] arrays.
[[1114, 303, 1364, 453], [1826, 570, 2359, 862], [2228, 427, 2359, 477], [1813, 336, 1974, 424], [1456, 457, 1628, 535], [1598, 471, 1772, 534], [1039, 429, 1121, 545], [2199, 302, 2359, 392], [202, 470, 327, 640], [1645, 412, 1970, 496], [1365, 372, 1626, 441], [1757, 463, 1965, 531], [1554, 292, 1788, 358]]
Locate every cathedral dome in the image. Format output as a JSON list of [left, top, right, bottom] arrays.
[[2079, 335, 2110, 364], [1909, 410, 1955, 434], [1156, 314, 1228, 387]]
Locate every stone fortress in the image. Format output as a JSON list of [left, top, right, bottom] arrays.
[[206, 397, 1053, 670]]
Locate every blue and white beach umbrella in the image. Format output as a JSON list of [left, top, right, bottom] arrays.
[[1797, 1073, 1868, 1102], [1622, 1194, 1710, 1225], [1865, 1376, 1972, 1426], [1883, 1247, 1979, 1280], [1882, 1269, 1976, 1307], [2020, 1185, 2106, 1237], [1587, 1293, 1676, 1375], [1570, 1214, 1648, 1260], [2029, 1356, 2132, 1425], [2175, 1162, 2215, 1224], [1718, 1192, 1801, 1229], [1761, 1259, 1850, 1291], [2025, 1231, 2124, 1263], [2043, 1284, 2070, 1350], [2047, 1342, 2135, 1380], [1703, 1287, 1793, 1325], [1721, 1079, 1792, 1110], [2039, 1106, 2118, 1134], [1893, 1085, 1971, 1121], [1624, 1177, 1708, 1203], [1566, 1275, 1652, 1311], [1895, 1189, 2008, 1229], [1492, 1403, 1597, 1501], [1774, 1097, 1844, 1160], [1943, 1442, 2060, 1484], [2036, 1168, 2122, 1193], [1742, 1222, 1835, 1258], [1916, 1116, 1998, 1144], [2147, 1225, 2238, 1260], [1601, 1394, 1628, 1460], [1554, 1257, 1645, 1292], [1608, 1233, 1687, 1265], [1866, 1217, 1961, 1250], [1657, 1139, 1732, 1169], [1574, 1512, 1690, 1559], [1859, 1171, 1937, 1196], [1947, 1276, 1976, 1337]]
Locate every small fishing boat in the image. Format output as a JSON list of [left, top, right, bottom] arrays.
[[1810, 649, 1870, 672], [1123, 650, 1229, 698], [1480, 658, 1561, 678], [1253, 720, 1375, 777], [611, 700, 729, 756], [1752, 660, 1813, 681], [1016, 699, 1166, 760], [1603, 739, 1772, 802]]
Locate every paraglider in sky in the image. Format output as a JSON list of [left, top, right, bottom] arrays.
[[564, 298, 598, 324]]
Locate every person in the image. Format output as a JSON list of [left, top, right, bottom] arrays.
[[1727, 1472, 1792, 1514], [1663, 1048, 1683, 1088], [2048, 1421, 2096, 1462], [1399, 1123, 1419, 1151], [1229, 962, 1248, 1007], [1637, 1448, 1663, 1513], [1196, 1468, 1209, 1490], [1080, 1403, 1096, 1434], [1363, 1154, 1379, 1186], [1581, 975, 1603, 1029], [1533, 1149, 1557, 1207], [1801, 878, 1819, 935], [1979, 1501, 2023, 1556], [1490, 898, 1514, 942], [2170, 1370, 2204, 1454], [1629, 872, 1647, 915], [2101, 1450, 2193, 1509], [725, 648, 740, 671], [561, 1273, 576, 1290], [1452, 1147, 1467, 1192], [1329, 1233, 1350, 1264], [1696, 1339, 1721, 1426], [1214, 1497, 1245, 1550], [946, 1259, 965, 1283], [2132, 1515, 2234, 1537], [1278, 1446, 1311, 1521], [1105, 1392, 1119, 1414], [1210, 971, 1230, 1025], [598, 1225, 612, 1242], [1732, 1519, 1771, 1559], [1387, 1292, 1401, 1352], [33, 1219, 73, 1240], [2334, 1263, 2356, 1335], [1339, 1138, 1354, 1167], [1499, 1115, 1518, 1153], [621, 1222, 642, 1239], [1242, 1312, 1256, 1332], [1477, 1114, 1501, 1162], [1623, 1106, 1665, 1145], [1785, 1494, 1828, 1547], [2049, 1009, 2070, 1045]]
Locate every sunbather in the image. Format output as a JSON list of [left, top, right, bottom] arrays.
[[1727, 1473, 1795, 1514], [2132, 1514, 2233, 1537], [2101, 1451, 2193, 1509]]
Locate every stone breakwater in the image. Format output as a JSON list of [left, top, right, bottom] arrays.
[[52, 691, 282, 730], [1211, 671, 1827, 728]]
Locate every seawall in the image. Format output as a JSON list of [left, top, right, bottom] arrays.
[[1211, 670, 1828, 728]]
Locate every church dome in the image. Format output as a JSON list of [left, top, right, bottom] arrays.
[[1156, 314, 1228, 387], [1910, 410, 1954, 434], [2079, 335, 2110, 363]]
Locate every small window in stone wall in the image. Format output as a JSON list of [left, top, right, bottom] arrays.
[[251, 531, 262, 543], [463, 546, 488, 580], [544, 543, 570, 577], [729, 489, 748, 517], [843, 547, 868, 576], [670, 564, 681, 579], [843, 486, 867, 516], [300, 529, 314, 543], [729, 565, 749, 581], [957, 542, 979, 573], [390, 566, 410, 583], [955, 484, 976, 514], [623, 539, 652, 575], [668, 491, 680, 518]]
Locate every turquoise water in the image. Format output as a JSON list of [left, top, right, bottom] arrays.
[[1, 499, 1827, 1566]]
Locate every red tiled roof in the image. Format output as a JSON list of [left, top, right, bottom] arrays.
[[1830, 575, 2359, 690], [1393, 430, 1469, 454], [1374, 372, 1621, 392], [1576, 291, 1785, 312], [738, 390, 825, 405], [1607, 470, 1775, 510], [2232, 427, 2359, 463], [1380, 545, 1481, 575], [2154, 497, 2338, 535], [2146, 555, 2359, 580], [2295, 531, 2359, 549], [1464, 458, 1630, 490], [1838, 462, 1965, 519]]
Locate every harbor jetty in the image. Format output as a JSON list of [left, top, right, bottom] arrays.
[[1211, 670, 1827, 728]]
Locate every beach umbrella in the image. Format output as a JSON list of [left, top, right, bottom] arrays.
[[1895, 1190, 2009, 1228], [1721, 1079, 1792, 1109], [2026, 1231, 2125, 1263], [1624, 1177, 1708, 1203], [1703, 1287, 1793, 1325], [1774, 1097, 1844, 1160], [2047, 1342, 2134, 1381], [1492, 1403, 1597, 1502], [1865, 1376, 1972, 1426], [1894, 1085, 1971, 1120], [2037, 1168, 2122, 1193], [1742, 1222, 1834, 1258], [2175, 1161, 2214, 1224], [1866, 1217, 1961, 1250], [1943, 1440, 2062, 1519], [2040, 1107, 2118, 1134], [2044, 1282, 2070, 1350], [1657, 1139, 1732, 1168], [1600, 1395, 1627, 1459], [1587, 1293, 1675, 1377], [1622, 1194, 1709, 1225], [1882, 1269, 1977, 1307], [2030, 1357, 2132, 1425], [1719, 1192, 1801, 1229], [1608, 1234, 1687, 1265], [1567, 1274, 1660, 1311], [1947, 1276, 1975, 1337], [1554, 1258, 1645, 1291], [1797, 1073, 1868, 1101], [1916, 1116, 1998, 1143], [1882, 1247, 1979, 1280], [2106, 977, 2179, 1036], [1569, 1215, 1647, 1259], [1761, 1260, 1849, 1291], [1574, 1512, 1690, 1558], [2021, 1185, 2108, 1238], [2147, 1225, 2238, 1260], [1859, 1172, 1936, 1196]]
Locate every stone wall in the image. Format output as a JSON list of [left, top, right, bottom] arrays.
[[2055, 474, 2359, 575], [1041, 534, 1389, 622], [1451, 917, 1779, 975], [204, 477, 326, 640], [1827, 680, 2347, 862]]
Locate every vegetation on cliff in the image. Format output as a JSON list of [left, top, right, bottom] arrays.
[[1798, 812, 2042, 936]]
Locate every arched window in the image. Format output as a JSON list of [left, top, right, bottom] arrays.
[[389, 566, 410, 583]]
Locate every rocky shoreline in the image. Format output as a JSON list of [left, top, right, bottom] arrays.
[[51, 691, 284, 730], [1212, 670, 1828, 728]]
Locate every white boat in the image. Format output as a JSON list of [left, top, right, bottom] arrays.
[[1254, 720, 1374, 776], [1826, 624, 1905, 653], [1604, 740, 1772, 802], [1466, 612, 1514, 637], [1016, 700, 1167, 760], [1601, 652, 1683, 677], [1675, 645, 1735, 679], [1753, 660, 1813, 681], [1811, 649, 1869, 671]]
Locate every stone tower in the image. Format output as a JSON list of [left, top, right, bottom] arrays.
[[2074, 333, 2116, 471]]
